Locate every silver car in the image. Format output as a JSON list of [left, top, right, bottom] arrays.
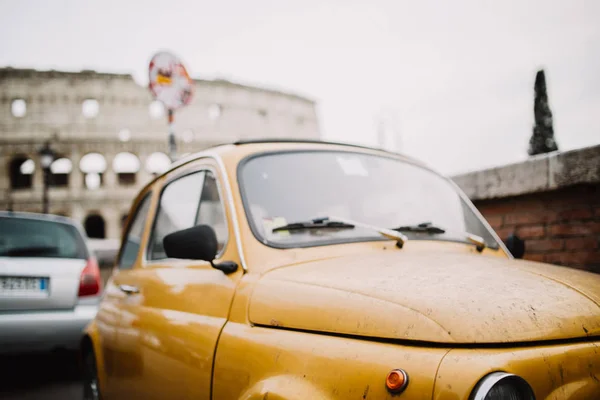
[[0, 211, 101, 354]]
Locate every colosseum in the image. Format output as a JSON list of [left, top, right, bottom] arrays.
[[0, 67, 320, 240]]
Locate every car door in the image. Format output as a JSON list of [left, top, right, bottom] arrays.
[[110, 161, 243, 400], [97, 191, 154, 399]]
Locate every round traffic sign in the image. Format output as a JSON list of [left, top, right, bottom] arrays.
[[148, 51, 194, 110]]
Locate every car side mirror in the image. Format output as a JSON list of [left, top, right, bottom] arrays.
[[163, 225, 238, 274], [505, 234, 525, 259]]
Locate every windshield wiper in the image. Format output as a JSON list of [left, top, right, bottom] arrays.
[[273, 216, 407, 248], [272, 218, 355, 232], [1, 246, 59, 257], [394, 222, 446, 234], [391, 221, 486, 252]]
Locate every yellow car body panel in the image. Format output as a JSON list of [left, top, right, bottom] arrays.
[[248, 248, 600, 343], [213, 322, 450, 400], [434, 342, 600, 400], [83, 141, 600, 400]]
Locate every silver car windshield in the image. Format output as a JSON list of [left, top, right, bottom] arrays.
[[239, 150, 500, 249]]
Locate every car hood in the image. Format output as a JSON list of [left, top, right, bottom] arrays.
[[248, 250, 600, 344]]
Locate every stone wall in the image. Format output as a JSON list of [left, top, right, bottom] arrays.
[[0, 67, 320, 238], [0, 67, 319, 143], [453, 145, 600, 273]]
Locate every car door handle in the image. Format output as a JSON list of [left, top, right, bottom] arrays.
[[119, 284, 140, 295]]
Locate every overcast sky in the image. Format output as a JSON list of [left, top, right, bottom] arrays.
[[1, 0, 598, 174]]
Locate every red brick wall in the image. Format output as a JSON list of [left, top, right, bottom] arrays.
[[474, 184, 600, 273]]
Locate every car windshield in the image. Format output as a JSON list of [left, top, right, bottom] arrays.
[[0, 217, 87, 259], [239, 150, 500, 249]]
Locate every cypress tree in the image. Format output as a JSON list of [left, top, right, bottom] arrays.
[[528, 69, 558, 155]]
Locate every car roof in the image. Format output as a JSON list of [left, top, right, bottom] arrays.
[[172, 138, 429, 171], [0, 210, 81, 227], [232, 138, 406, 155]]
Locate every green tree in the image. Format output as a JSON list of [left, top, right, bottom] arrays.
[[528, 69, 559, 156]]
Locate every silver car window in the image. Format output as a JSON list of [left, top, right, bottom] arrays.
[[0, 217, 87, 259]]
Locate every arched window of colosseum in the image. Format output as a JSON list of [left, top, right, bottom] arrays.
[[50, 157, 73, 187], [82, 99, 99, 118], [118, 128, 131, 142], [208, 104, 222, 120], [145, 152, 171, 176], [85, 174, 102, 190], [113, 152, 140, 186], [11, 99, 27, 118], [84, 214, 105, 239], [149, 100, 165, 119], [19, 159, 35, 175], [9, 156, 34, 189], [80, 153, 107, 190]]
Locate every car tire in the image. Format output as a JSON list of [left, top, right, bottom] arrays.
[[82, 349, 101, 400]]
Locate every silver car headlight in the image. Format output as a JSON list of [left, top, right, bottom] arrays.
[[471, 372, 535, 400]]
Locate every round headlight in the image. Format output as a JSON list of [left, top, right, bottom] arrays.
[[471, 372, 535, 400]]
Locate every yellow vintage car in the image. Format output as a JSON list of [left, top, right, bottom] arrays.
[[81, 140, 600, 400]]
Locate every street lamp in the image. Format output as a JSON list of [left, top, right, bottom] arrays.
[[38, 141, 55, 214]]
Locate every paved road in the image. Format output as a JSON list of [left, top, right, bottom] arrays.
[[0, 351, 82, 400]]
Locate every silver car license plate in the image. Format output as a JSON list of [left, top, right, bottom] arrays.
[[0, 276, 49, 295]]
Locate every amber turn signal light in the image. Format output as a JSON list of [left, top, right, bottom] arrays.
[[386, 369, 409, 394]]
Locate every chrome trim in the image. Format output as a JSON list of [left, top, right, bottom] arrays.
[[471, 372, 534, 400], [447, 178, 513, 257], [118, 284, 140, 295], [387, 368, 409, 394], [467, 233, 486, 250]]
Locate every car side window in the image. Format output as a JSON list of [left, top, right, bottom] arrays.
[[118, 193, 152, 270], [148, 172, 205, 260], [196, 171, 229, 252], [148, 169, 230, 261]]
